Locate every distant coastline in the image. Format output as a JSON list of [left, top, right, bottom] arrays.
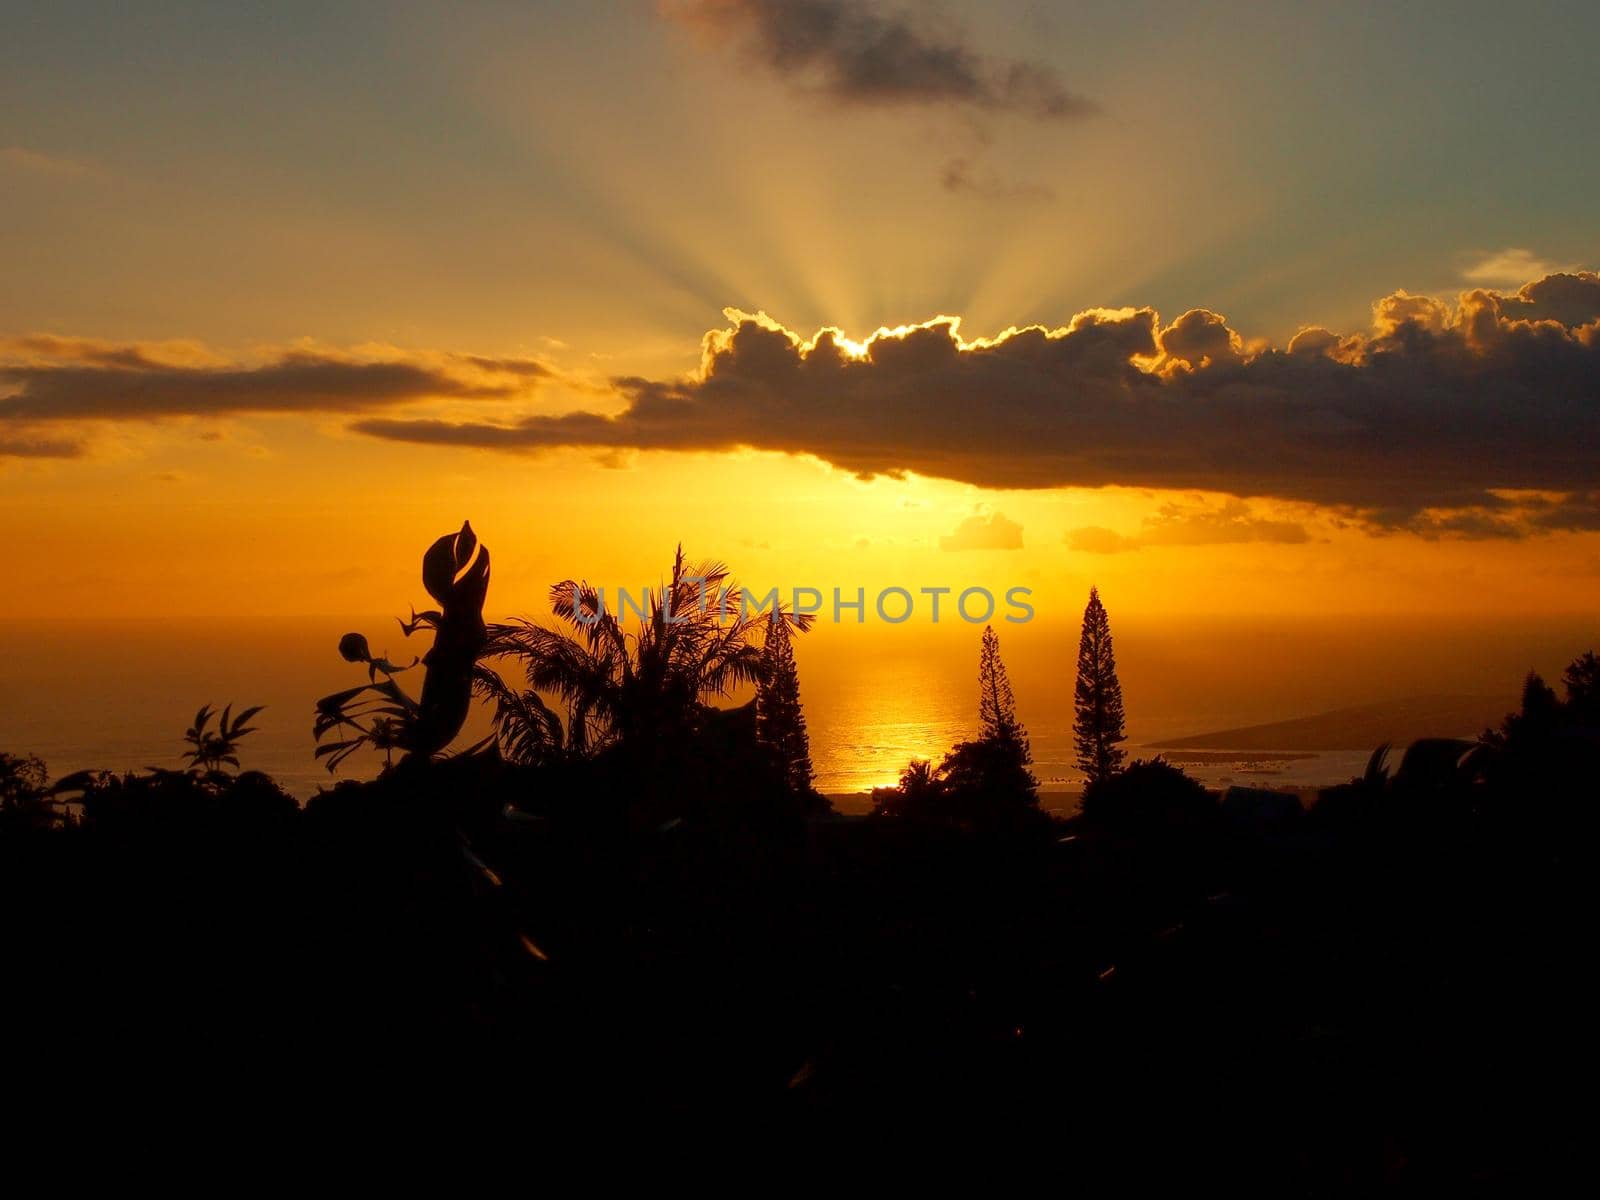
[[1149, 694, 1510, 752]]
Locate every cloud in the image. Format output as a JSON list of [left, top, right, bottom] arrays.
[[1, 146, 95, 178], [1066, 526, 1135, 554], [0, 433, 84, 460], [1156, 308, 1243, 373], [1067, 499, 1311, 554], [1463, 248, 1563, 288], [1479, 270, 1600, 328], [1395, 489, 1600, 540], [940, 157, 1054, 202], [0, 337, 551, 423], [356, 269, 1600, 539], [940, 511, 1023, 551], [663, 0, 1094, 119]]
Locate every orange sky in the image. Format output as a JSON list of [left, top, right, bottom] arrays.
[[3, 0, 1597, 676]]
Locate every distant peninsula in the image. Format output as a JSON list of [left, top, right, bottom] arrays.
[[1151, 694, 1511, 752]]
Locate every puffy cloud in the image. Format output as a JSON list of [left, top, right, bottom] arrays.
[[1469, 271, 1600, 329], [1067, 499, 1311, 554], [662, 0, 1094, 119], [940, 511, 1023, 551], [1372, 289, 1453, 336], [0, 337, 551, 423], [1157, 309, 1242, 373], [1285, 326, 1361, 362], [357, 270, 1600, 539]]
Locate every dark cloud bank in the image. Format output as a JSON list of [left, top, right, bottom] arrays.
[[356, 271, 1600, 538], [0, 339, 549, 460], [7, 273, 1599, 541]]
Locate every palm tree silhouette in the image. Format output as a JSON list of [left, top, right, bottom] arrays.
[[481, 546, 812, 764]]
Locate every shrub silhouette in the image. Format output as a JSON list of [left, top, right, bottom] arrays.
[[1080, 756, 1214, 833], [0, 752, 62, 832], [182, 703, 263, 775]]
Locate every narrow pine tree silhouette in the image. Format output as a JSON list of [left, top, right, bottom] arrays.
[[979, 624, 1028, 756], [1073, 587, 1127, 784], [756, 610, 814, 795], [933, 625, 1037, 813]]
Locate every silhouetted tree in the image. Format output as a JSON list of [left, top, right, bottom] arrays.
[[979, 624, 1023, 746], [756, 609, 815, 797], [1562, 651, 1600, 721], [484, 547, 812, 764], [1073, 586, 1127, 784], [1467, 652, 1600, 804], [0, 752, 60, 831], [939, 736, 1037, 812], [898, 759, 940, 803], [874, 629, 1039, 826], [871, 758, 946, 820], [950, 624, 1036, 807]]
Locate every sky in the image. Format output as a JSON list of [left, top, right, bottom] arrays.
[[3, 0, 1598, 662]]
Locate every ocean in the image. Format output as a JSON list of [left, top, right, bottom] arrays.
[[1, 615, 1548, 809]]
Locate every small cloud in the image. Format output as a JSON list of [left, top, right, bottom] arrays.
[[940, 511, 1023, 551], [1068, 499, 1310, 553], [591, 447, 638, 470], [940, 157, 1055, 202], [1463, 248, 1563, 287], [152, 470, 186, 484], [1139, 498, 1310, 547], [0, 433, 85, 460], [1066, 525, 1137, 554], [1, 146, 95, 178]]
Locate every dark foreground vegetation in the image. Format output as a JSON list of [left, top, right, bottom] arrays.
[[3, 529, 1595, 1184]]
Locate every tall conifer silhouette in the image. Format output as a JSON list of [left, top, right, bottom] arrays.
[[979, 624, 1027, 753], [1073, 587, 1127, 784], [938, 625, 1037, 809], [756, 610, 814, 795]]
